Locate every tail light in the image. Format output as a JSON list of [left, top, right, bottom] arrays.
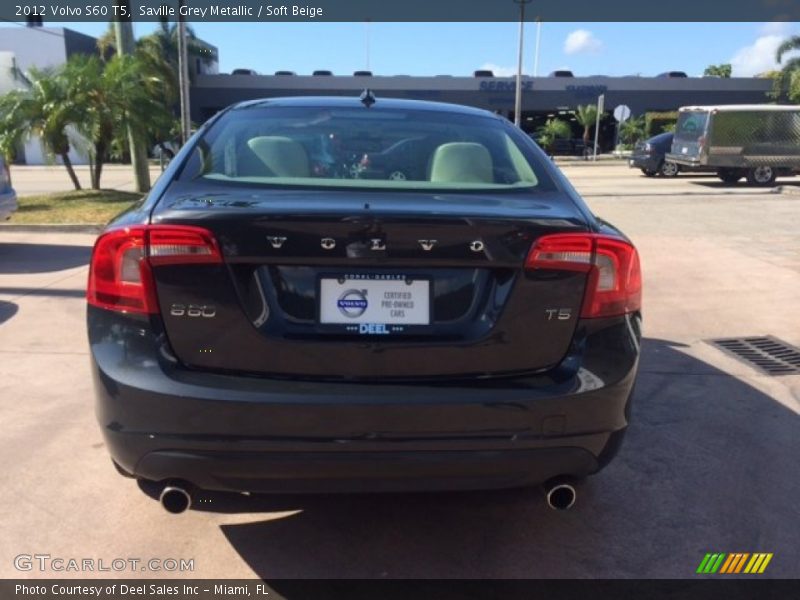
[[87, 225, 221, 315], [526, 233, 641, 318]]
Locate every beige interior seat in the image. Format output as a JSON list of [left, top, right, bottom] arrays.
[[429, 142, 493, 183], [247, 136, 310, 177]]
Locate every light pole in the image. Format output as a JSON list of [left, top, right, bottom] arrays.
[[513, 0, 531, 127], [533, 18, 542, 77], [177, 0, 191, 144], [365, 20, 371, 71]]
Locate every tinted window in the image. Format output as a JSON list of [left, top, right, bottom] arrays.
[[181, 105, 553, 191]]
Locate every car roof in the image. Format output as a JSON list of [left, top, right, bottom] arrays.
[[678, 104, 800, 112], [231, 96, 498, 118], [648, 131, 673, 142]]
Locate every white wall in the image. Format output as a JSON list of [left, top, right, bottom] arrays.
[[0, 27, 68, 73]]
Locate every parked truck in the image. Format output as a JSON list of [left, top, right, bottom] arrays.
[[667, 105, 800, 186]]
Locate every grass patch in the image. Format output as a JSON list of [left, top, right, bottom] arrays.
[[10, 189, 142, 224]]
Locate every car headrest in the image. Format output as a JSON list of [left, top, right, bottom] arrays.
[[247, 136, 310, 178], [429, 142, 493, 183]]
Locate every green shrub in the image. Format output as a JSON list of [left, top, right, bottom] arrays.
[[645, 111, 678, 137]]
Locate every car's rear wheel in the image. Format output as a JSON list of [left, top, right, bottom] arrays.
[[659, 160, 680, 177], [717, 168, 743, 184], [640, 168, 656, 177], [746, 166, 777, 186]]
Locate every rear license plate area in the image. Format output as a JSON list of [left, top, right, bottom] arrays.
[[318, 274, 431, 334]]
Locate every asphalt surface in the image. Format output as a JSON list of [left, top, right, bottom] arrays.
[[0, 164, 798, 579]]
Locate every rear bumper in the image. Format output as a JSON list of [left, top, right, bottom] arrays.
[[666, 152, 701, 167], [90, 308, 640, 493], [628, 154, 660, 171]]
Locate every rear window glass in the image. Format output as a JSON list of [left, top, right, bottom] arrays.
[[180, 105, 554, 191], [675, 111, 709, 141]]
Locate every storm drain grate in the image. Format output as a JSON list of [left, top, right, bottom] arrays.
[[709, 336, 800, 376]]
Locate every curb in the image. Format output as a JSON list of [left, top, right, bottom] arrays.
[[0, 224, 102, 234]]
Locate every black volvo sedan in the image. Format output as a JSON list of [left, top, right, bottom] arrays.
[[87, 96, 641, 512]]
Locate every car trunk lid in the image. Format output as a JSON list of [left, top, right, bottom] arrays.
[[148, 186, 591, 380]]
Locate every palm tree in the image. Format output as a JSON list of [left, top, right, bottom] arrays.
[[618, 115, 646, 146], [536, 119, 571, 154], [574, 104, 598, 148], [98, 19, 214, 95], [97, 19, 213, 148], [0, 69, 82, 189], [775, 36, 800, 102], [62, 54, 170, 189]]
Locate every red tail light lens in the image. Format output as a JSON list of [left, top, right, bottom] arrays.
[[526, 233, 641, 318], [87, 225, 222, 315]]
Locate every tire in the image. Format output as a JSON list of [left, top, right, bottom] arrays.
[[659, 160, 680, 177], [640, 168, 657, 177], [717, 168, 742, 184], [746, 166, 777, 186]]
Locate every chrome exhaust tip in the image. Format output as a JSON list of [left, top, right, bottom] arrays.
[[545, 481, 577, 511], [159, 485, 192, 514]]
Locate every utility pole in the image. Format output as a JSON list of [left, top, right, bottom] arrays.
[[513, 0, 531, 127], [177, 0, 192, 144], [113, 0, 150, 192]]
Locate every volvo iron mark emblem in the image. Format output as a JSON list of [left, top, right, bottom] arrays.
[[337, 289, 369, 318]]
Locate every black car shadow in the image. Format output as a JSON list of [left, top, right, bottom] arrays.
[[0, 300, 18, 325], [0, 243, 91, 274], [143, 338, 800, 578], [688, 179, 800, 191]]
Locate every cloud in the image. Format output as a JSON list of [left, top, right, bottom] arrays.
[[759, 22, 790, 36], [730, 32, 788, 76], [478, 62, 517, 77], [564, 29, 602, 55]]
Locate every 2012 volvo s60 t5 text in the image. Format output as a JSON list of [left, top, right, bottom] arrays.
[[87, 95, 641, 513]]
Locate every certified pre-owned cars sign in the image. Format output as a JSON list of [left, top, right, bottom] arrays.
[[319, 275, 431, 325]]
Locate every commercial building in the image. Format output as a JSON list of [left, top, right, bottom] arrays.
[[190, 73, 773, 149]]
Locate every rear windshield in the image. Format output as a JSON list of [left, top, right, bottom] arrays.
[[179, 105, 555, 191], [674, 111, 709, 142]]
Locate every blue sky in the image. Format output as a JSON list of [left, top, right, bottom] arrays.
[[10, 21, 800, 77]]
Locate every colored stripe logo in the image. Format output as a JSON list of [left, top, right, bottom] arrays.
[[697, 552, 773, 574]]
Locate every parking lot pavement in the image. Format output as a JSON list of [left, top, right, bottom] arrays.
[[0, 169, 798, 579]]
